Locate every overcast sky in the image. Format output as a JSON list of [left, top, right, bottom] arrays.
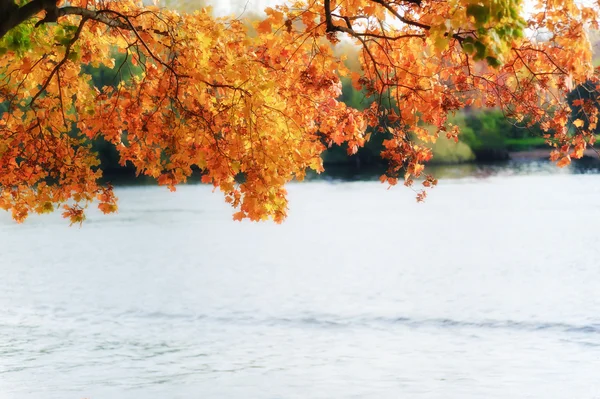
[[204, 0, 272, 17]]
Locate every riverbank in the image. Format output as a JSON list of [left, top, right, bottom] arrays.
[[509, 148, 600, 160], [99, 149, 600, 186]]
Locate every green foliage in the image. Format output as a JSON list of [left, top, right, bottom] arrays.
[[82, 50, 143, 89], [457, 110, 510, 150], [448, 109, 551, 160], [429, 137, 475, 164], [464, 0, 525, 67], [338, 77, 372, 110], [328, 80, 556, 167], [53, 24, 79, 46], [504, 137, 547, 151], [0, 23, 35, 54], [466, 4, 491, 25]]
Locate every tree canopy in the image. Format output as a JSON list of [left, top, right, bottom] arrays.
[[0, 0, 599, 224]]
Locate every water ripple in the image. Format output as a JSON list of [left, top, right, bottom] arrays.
[[103, 310, 600, 335]]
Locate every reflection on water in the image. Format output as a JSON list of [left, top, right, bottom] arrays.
[[310, 158, 600, 182], [2, 161, 600, 399]]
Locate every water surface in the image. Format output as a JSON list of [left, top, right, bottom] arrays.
[[2, 164, 600, 399]]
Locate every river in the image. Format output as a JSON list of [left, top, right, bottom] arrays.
[[2, 161, 600, 399]]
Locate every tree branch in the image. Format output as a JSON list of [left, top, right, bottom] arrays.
[[0, 0, 55, 39], [0, 1, 166, 40], [369, 0, 430, 31], [41, 6, 130, 29], [325, 0, 465, 44], [29, 16, 87, 107]]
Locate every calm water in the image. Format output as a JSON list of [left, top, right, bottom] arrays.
[[2, 162, 600, 399]]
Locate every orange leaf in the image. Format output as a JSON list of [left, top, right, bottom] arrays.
[[556, 156, 571, 168], [257, 19, 272, 34]]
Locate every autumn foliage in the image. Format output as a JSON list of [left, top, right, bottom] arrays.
[[0, 0, 599, 224]]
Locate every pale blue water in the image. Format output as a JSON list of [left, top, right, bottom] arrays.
[[2, 165, 600, 399]]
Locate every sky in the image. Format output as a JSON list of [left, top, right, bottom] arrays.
[[178, 0, 599, 19], [180, 0, 273, 17]]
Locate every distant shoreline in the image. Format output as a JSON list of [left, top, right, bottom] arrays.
[[99, 148, 600, 185], [509, 149, 600, 161]]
